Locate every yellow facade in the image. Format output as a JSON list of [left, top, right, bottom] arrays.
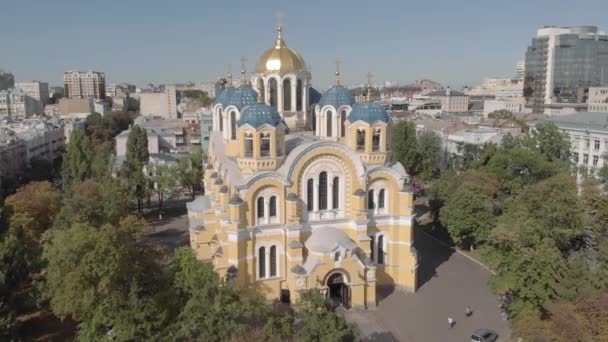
[[187, 27, 418, 309]]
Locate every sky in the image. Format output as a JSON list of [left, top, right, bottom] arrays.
[[1, 0, 607, 90]]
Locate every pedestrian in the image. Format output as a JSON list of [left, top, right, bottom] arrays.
[[465, 306, 473, 317], [448, 317, 455, 328]]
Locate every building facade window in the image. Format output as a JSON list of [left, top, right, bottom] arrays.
[[584, 153, 589, 165], [261, 132, 270, 157], [230, 111, 237, 140], [257, 197, 265, 219], [377, 235, 385, 265], [372, 128, 381, 152], [356, 128, 365, 151], [244, 132, 254, 157], [269, 246, 277, 277], [258, 247, 266, 279], [573, 152, 579, 163], [593, 155, 599, 166], [307, 178, 314, 211], [218, 109, 223, 131], [340, 110, 346, 137], [326, 111, 332, 137], [585, 138, 590, 149], [319, 171, 328, 210], [378, 189, 385, 210], [368, 189, 375, 210], [370, 236, 375, 261], [595, 139, 600, 150], [332, 177, 339, 209], [269, 196, 277, 218]]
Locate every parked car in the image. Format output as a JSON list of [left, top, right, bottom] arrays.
[[470, 328, 498, 342]]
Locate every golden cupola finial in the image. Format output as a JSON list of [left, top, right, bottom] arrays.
[[335, 58, 342, 86], [227, 64, 234, 88], [240, 56, 248, 85], [366, 72, 373, 102]]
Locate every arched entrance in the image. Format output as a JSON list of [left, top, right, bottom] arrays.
[[326, 272, 350, 308]]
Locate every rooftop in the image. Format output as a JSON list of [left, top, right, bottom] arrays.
[[540, 112, 608, 132]]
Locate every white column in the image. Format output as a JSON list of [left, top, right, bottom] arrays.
[[302, 79, 309, 115], [277, 77, 283, 113], [328, 177, 333, 211], [264, 198, 270, 224], [313, 180, 319, 212], [374, 191, 380, 215], [291, 78, 297, 112], [264, 78, 270, 106]]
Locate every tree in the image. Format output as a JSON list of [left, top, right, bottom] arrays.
[[524, 122, 571, 163], [5, 181, 61, 248], [177, 148, 203, 200], [123, 97, 140, 112], [62, 130, 93, 189], [391, 122, 420, 177], [148, 163, 178, 219], [417, 130, 442, 181], [295, 290, 356, 342], [169, 248, 273, 341], [439, 184, 495, 248], [123, 126, 149, 214], [43, 216, 163, 339]]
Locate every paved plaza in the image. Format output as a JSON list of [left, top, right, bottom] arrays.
[[345, 228, 511, 341]]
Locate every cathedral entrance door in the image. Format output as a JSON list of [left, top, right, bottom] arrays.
[[327, 272, 350, 308]]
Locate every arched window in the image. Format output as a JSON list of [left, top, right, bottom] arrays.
[[261, 132, 270, 157], [370, 236, 375, 261], [230, 111, 237, 140], [372, 127, 381, 151], [307, 178, 314, 211], [244, 132, 254, 157], [340, 110, 346, 137], [257, 197, 265, 219], [283, 79, 291, 111], [269, 196, 277, 218], [258, 247, 266, 278], [368, 189, 375, 210], [269, 78, 278, 110], [334, 251, 340, 262], [296, 79, 303, 111], [270, 246, 277, 277], [326, 111, 332, 137], [356, 128, 365, 151], [378, 189, 385, 210], [312, 111, 317, 132], [332, 176, 339, 209], [319, 172, 328, 210], [257, 79, 265, 103], [218, 109, 223, 131], [377, 235, 385, 264]]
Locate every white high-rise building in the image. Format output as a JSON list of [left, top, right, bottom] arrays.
[[16, 81, 50, 105], [63, 70, 106, 99]]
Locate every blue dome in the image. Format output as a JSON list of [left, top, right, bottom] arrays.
[[238, 103, 284, 128], [318, 85, 354, 109], [214, 87, 234, 106], [347, 102, 391, 124], [226, 84, 258, 109], [309, 87, 322, 106]]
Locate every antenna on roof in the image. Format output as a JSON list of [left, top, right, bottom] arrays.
[[335, 58, 342, 86]]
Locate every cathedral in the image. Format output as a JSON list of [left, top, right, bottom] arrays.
[[187, 25, 418, 309]]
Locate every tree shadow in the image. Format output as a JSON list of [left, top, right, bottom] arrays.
[[414, 222, 455, 290], [364, 331, 399, 342]]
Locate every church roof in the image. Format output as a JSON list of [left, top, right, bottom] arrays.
[[226, 84, 257, 109], [347, 102, 391, 124], [304, 227, 357, 253], [318, 85, 354, 109], [214, 87, 234, 106], [238, 103, 284, 128], [254, 26, 306, 75], [309, 87, 322, 105]]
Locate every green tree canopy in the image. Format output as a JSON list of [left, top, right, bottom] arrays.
[[391, 122, 420, 177], [62, 130, 93, 189]]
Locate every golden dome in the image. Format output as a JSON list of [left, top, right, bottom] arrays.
[[254, 26, 306, 75]]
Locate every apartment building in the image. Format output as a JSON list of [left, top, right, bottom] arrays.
[[16, 81, 50, 105], [139, 85, 178, 119], [64, 70, 106, 99], [588, 87, 608, 112]]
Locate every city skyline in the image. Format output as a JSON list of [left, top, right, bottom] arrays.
[[2, 0, 608, 89]]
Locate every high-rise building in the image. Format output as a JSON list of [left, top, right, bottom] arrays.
[[0, 70, 15, 91], [139, 85, 178, 119], [63, 70, 106, 99], [16, 81, 50, 105], [0, 88, 40, 121], [588, 87, 608, 112], [524, 26, 608, 115]]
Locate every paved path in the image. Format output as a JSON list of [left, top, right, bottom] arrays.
[[346, 227, 510, 341]]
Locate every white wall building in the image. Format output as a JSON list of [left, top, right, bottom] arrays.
[[588, 87, 608, 112], [0, 88, 40, 121], [16, 81, 50, 105], [12, 121, 65, 162], [483, 97, 532, 117], [139, 85, 178, 119], [538, 112, 608, 174]]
